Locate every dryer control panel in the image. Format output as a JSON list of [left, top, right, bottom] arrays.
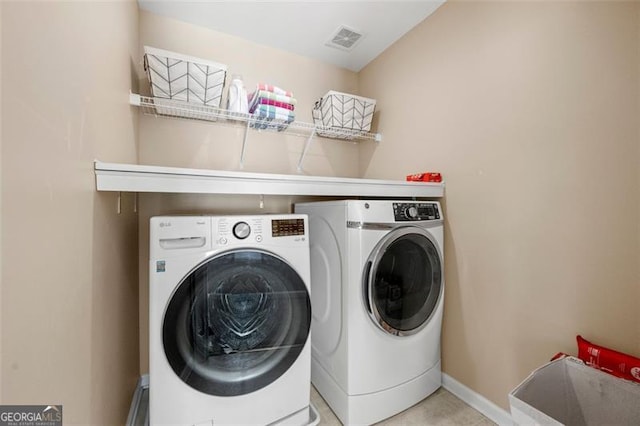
[[393, 202, 440, 221]]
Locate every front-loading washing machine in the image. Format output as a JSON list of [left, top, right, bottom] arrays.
[[149, 214, 312, 425], [295, 200, 444, 425]]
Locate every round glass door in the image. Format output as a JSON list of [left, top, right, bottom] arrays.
[[364, 227, 443, 336], [163, 249, 311, 397]]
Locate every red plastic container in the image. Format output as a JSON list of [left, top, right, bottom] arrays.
[[406, 172, 442, 183]]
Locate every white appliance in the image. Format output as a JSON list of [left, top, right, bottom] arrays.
[[295, 200, 444, 425], [149, 214, 312, 426]]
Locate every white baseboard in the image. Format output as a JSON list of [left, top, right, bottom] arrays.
[[442, 373, 513, 426]]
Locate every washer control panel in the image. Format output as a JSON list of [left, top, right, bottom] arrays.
[[216, 217, 264, 245], [213, 215, 307, 246], [393, 202, 440, 221]]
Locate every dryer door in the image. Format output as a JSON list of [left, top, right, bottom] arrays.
[[364, 227, 443, 336], [162, 249, 311, 397]]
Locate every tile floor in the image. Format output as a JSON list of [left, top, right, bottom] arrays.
[[311, 386, 496, 426]]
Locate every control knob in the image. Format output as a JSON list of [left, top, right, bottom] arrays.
[[404, 206, 418, 220], [233, 221, 251, 239]]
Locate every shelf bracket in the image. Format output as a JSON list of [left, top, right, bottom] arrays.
[[239, 120, 251, 169], [129, 92, 142, 107], [297, 127, 316, 173]]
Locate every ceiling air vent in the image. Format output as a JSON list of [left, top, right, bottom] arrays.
[[326, 26, 364, 51]]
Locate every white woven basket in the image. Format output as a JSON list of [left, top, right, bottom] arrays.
[[144, 46, 227, 108]]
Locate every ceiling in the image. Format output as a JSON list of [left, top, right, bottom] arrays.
[[138, 1, 446, 72]]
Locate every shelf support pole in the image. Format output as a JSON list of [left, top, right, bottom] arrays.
[[297, 127, 316, 173], [239, 120, 251, 169]]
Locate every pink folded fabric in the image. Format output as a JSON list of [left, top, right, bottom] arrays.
[[257, 97, 294, 111], [257, 83, 293, 97], [248, 89, 297, 113], [248, 89, 297, 105]]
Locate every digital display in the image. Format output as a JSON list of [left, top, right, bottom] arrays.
[[271, 219, 305, 237]]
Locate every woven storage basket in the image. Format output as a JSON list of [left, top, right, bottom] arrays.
[[144, 46, 227, 108], [313, 91, 376, 137]]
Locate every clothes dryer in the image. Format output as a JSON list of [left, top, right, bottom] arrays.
[[295, 200, 444, 425], [149, 215, 312, 425]]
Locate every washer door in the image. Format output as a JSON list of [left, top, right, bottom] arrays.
[[163, 249, 311, 397], [363, 227, 443, 336]]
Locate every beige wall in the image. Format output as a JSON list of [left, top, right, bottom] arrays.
[[137, 11, 361, 373], [359, 1, 640, 410], [2, 1, 140, 424]]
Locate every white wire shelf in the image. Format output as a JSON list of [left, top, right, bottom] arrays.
[[129, 94, 382, 142]]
